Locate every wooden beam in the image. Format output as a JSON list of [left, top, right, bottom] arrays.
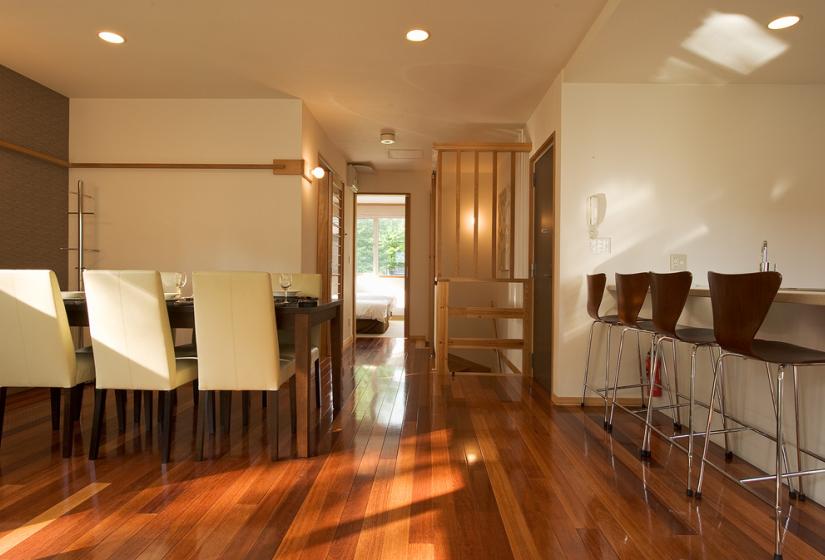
[[448, 307, 525, 319], [0, 138, 69, 168], [433, 143, 532, 152], [491, 152, 498, 279], [509, 152, 516, 279], [473, 150, 479, 277], [448, 338, 523, 349], [455, 151, 461, 277], [69, 159, 305, 173]]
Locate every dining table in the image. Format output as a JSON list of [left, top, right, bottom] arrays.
[[63, 295, 344, 458]]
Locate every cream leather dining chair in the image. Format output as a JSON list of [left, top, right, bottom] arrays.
[[84, 270, 198, 463], [0, 270, 94, 457], [270, 272, 322, 409], [193, 271, 295, 460]]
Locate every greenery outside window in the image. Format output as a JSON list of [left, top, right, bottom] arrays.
[[357, 217, 405, 276]]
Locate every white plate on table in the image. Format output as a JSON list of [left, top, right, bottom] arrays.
[[62, 291, 85, 300]]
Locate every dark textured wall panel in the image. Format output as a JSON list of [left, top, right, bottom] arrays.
[[0, 65, 68, 287]]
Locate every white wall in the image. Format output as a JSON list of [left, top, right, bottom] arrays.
[[356, 170, 431, 339], [69, 98, 304, 288], [551, 82, 825, 503]]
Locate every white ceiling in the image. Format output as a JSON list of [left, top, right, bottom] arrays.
[[566, 0, 825, 84], [0, 0, 605, 169]]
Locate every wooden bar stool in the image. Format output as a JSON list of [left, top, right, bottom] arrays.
[[579, 274, 621, 423], [638, 271, 732, 496], [695, 271, 825, 560], [605, 272, 654, 431]]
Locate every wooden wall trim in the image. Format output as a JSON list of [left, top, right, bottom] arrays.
[[0, 138, 69, 168]]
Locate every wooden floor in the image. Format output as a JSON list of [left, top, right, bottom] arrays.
[[1, 337, 824, 559]]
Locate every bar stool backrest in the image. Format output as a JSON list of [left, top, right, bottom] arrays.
[[586, 273, 607, 321], [650, 271, 692, 336], [707, 271, 781, 356], [615, 272, 650, 326]]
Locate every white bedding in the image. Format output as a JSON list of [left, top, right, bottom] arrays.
[[356, 294, 395, 322]]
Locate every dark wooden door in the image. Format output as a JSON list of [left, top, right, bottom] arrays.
[[532, 144, 554, 390]]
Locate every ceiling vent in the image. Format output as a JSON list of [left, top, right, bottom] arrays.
[[387, 149, 424, 160], [349, 161, 375, 174]]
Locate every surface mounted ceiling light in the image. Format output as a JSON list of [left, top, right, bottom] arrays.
[[311, 166, 326, 179], [380, 131, 396, 145], [98, 31, 126, 44], [406, 29, 429, 42], [767, 15, 801, 30]]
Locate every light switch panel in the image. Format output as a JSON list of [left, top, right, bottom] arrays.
[[670, 253, 687, 271], [589, 238, 611, 255]]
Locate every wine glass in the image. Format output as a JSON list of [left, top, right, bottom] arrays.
[[176, 273, 188, 294], [279, 273, 293, 299]]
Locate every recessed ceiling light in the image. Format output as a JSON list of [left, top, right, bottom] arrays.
[[98, 31, 126, 44], [380, 131, 396, 145], [768, 15, 801, 30], [405, 29, 429, 42]]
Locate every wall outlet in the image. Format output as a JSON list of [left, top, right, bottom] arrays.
[[670, 253, 687, 271], [589, 237, 611, 255]]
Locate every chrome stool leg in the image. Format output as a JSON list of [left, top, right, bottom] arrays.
[[792, 365, 805, 501], [671, 339, 682, 430], [709, 347, 733, 460], [640, 335, 661, 458], [773, 366, 786, 560], [685, 345, 698, 496], [695, 353, 724, 498], [602, 324, 613, 428], [606, 327, 630, 432], [580, 321, 597, 406], [764, 364, 796, 497], [636, 330, 646, 407]]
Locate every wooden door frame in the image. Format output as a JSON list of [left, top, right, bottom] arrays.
[[528, 133, 556, 383], [353, 192, 411, 339]]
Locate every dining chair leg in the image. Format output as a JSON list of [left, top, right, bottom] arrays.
[[134, 390, 142, 425], [269, 390, 279, 461], [62, 387, 78, 458], [207, 391, 216, 435], [144, 391, 153, 433], [0, 387, 6, 449], [71, 384, 84, 422], [774, 366, 786, 560], [220, 391, 231, 434], [192, 380, 199, 409], [50, 388, 61, 431], [315, 359, 322, 409], [640, 336, 660, 458], [289, 376, 297, 435], [160, 390, 174, 464], [157, 392, 165, 425], [195, 390, 207, 461], [89, 389, 107, 460], [242, 391, 250, 429], [115, 389, 127, 433], [580, 321, 597, 406], [792, 365, 805, 501]]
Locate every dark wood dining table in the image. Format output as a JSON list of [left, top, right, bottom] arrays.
[[63, 296, 343, 458]]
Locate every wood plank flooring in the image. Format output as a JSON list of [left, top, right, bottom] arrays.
[[0, 337, 824, 558]]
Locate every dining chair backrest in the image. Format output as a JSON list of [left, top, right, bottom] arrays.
[[193, 271, 285, 391], [84, 270, 177, 390], [615, 272, 650, 326], [708, 271, 781, 356], [650, 271, 692, 336], [0, 270, 78, 388], [586, 273, 607, 321]]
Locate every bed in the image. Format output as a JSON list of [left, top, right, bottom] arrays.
[[356, 293, 395, 334]]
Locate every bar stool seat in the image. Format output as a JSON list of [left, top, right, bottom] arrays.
[[674, 327, 716, 345], [747, 340, 825, 365], [599, 314, 621, 324]]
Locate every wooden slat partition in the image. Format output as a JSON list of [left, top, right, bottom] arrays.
[[432, 142, 531, 376]]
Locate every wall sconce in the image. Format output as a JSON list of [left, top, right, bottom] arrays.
[[311, 166, 326, 179], [587, 193, 606, 239]]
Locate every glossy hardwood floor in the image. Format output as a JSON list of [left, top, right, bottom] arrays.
[[1, 337, 824, 559]]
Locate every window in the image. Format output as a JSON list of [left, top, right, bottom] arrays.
[[357, 217, 405, 276]]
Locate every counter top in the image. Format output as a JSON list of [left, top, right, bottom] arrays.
[[606, 285, 825, 306]]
